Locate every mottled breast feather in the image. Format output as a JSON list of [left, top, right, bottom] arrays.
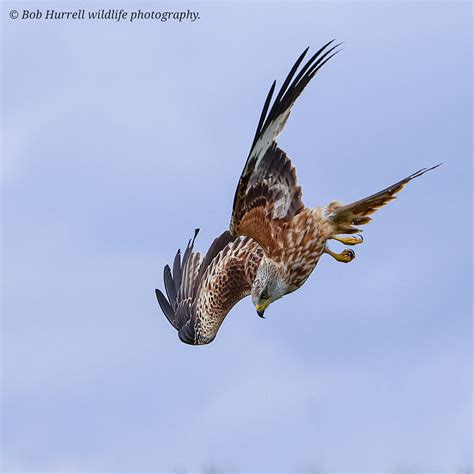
[[155, 230, 264, 345]]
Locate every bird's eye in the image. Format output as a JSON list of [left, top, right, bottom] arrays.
[[261, 290, 268, 300]]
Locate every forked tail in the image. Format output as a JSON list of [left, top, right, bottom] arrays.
[[325, 164, 442, 235]]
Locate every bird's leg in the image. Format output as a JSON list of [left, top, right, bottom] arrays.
[[324, 246, 355, 263], [331, 234, 364, 246]]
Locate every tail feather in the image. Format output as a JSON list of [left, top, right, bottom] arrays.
[[326, 164, 442, 234]]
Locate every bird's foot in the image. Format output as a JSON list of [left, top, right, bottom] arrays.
[[324, 247, 356, 263], [332, 234, 364, 246]]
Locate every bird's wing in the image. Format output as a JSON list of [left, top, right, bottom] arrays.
[[230, 41, 341, 255], [155, 229, 264, 345], [230, 144, 304, 253]]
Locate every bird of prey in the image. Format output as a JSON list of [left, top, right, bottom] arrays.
[[155, 40, 440, 345]]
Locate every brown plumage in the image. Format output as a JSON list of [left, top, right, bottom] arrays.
[[156, 230, 264, 344], [156, 41, 440, 344], [324, 165, 441, 234]]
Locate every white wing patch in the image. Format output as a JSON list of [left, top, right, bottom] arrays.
[[271, 182, 292, 219], [251, 109, 291, 167]]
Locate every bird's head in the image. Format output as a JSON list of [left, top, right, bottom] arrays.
[[251, 257, 287, 318]]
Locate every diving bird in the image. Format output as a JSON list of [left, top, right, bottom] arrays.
[[155, 40, 440, 345]]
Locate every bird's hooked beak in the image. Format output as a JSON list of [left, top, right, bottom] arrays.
[[255, 299, 270, 318]]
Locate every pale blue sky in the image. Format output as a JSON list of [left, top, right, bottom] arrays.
[[1, 1, 472, 473]]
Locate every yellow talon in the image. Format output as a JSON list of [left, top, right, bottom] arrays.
[[324, 247, 356, 263], [332, 234, 364, 246]]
